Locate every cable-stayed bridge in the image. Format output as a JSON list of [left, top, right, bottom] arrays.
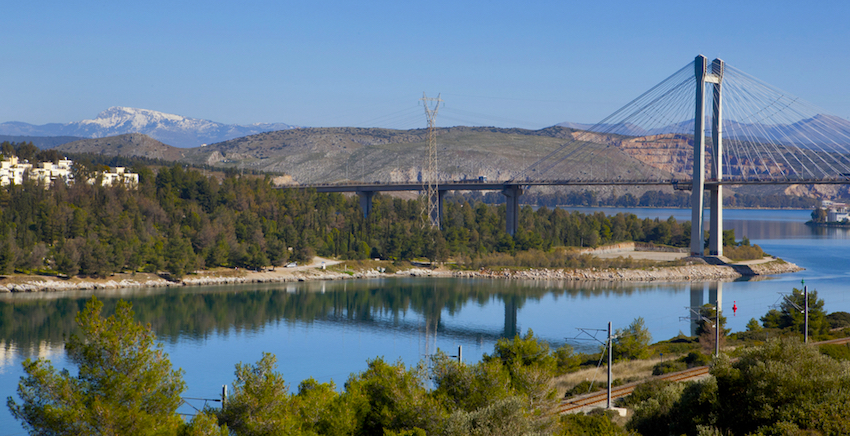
[[295, 55, 850, 257]]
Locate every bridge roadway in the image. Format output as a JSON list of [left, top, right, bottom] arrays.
[[284, 177, 849, 235]]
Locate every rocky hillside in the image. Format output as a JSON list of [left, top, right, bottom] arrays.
[[0, 135, 84, 149], [54, 133, 186, 161], [179, 126, 673, 185]]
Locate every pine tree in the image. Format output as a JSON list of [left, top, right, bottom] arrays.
[[7, 297, 186, 435]]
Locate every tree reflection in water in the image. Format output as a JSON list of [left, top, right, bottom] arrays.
[[0, 277, 693, 357]]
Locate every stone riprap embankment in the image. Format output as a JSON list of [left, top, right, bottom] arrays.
[[449, 258, 801, 281], [0, 277, 176, 293], [0, 258, 802, 293]]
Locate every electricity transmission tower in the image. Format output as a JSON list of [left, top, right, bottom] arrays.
[[421, 93, 442, 228]]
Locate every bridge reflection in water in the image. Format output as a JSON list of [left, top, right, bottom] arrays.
[[0, 277, 744, 361], [689, 282, 723, 336]]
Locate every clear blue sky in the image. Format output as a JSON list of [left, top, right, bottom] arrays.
[[3, 0, 849, 130]]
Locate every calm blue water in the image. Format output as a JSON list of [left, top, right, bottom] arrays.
[[1, 208, 848, 433]]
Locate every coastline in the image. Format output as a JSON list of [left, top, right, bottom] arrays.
[[0, 257, 803, 294], [805, 221, 850, 228]]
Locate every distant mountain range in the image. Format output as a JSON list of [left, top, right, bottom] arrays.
[[0, 107, 296, 148]]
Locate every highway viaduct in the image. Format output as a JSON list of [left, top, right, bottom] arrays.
[[286, 177, 847, 236]]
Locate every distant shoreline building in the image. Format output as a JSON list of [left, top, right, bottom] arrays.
[[821, 200, 850, 222], [0, 156, 138, 188]]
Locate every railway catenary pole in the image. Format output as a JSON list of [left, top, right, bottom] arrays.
[[607, 321, 613, 409], [803, 280, 809, 344]]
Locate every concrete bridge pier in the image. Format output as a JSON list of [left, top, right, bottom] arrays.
[[708, 58, 725, 256], [502, 185, 524, 236], [691, 55, 724, 257], [357, 191, 375, 218], [708, 186, 723, 255], [709, 282, 723, 315], [504, 296, 518, 338], [690, 283, 705, 336]]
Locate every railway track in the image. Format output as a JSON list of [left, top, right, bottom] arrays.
[[558, 336, 850, 414], [557, 366, 710, 414]]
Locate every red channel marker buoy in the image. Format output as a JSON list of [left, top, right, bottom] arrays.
[[733, 301, 738, 316]]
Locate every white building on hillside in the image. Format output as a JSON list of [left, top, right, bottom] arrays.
[[31, 159, 74, 186], [0, 156, 76, 186], [0, 156, 138, 188], [99, 167, 139, 187], [0, 156, 31, 186]]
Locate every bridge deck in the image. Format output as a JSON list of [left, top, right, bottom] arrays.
[[283, 177, 849, 193]]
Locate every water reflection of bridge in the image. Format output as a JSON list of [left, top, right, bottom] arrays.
[[302, 279, 724, 345], [689, 282, 723, 336], [307, 301, 518, 344], [0, 277, 741, 356]]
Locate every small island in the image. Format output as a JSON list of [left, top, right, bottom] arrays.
[[806, 200, 850, 227]]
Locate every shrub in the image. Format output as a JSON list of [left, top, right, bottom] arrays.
[[683, 351, 711, 368], [564, 379, 625, 398], [558, 412, 629, 435], [820, 343, 850, 362], [712, 338, 850, 434], [612, 317, 652, 361], [723, 244, 765, 261], [746, 317, 762, 331], [617, 379, 674, 408], [651, 333, 699, 355], [555, 344, 582, 374], [827, 311, 850, 329], [652, 360, 687, 376], [564, 380, 602, 397]]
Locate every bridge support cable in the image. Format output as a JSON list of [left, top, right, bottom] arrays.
[[516, 54, 850, 192], [515, 61, 697, 183], [717, 64, 850, 182], [552, 76, 696, 182]]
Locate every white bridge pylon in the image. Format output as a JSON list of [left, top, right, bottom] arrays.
[[691, 55, 725, 257]]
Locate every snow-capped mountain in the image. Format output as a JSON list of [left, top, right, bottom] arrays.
[[0, 107, 296, 148]]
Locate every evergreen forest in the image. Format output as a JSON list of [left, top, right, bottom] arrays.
[[0, 146, 720, 279]]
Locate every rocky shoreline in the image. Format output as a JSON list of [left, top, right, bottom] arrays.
[[451, 258, 801, 281], [0, 257, 802, 293]]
